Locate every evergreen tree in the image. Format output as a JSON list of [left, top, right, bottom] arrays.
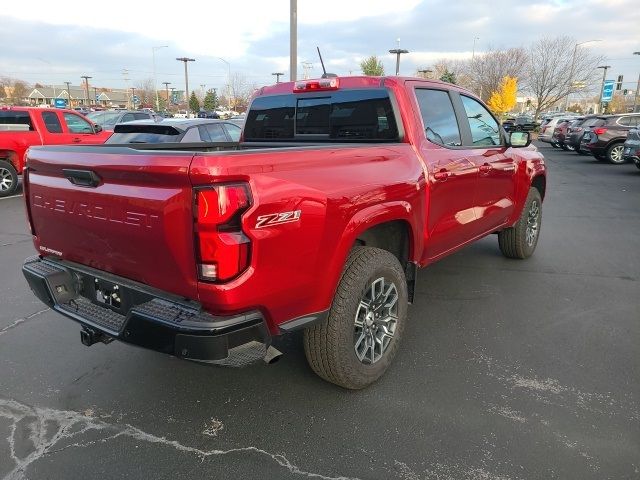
[[189, 91, 200, 113], [439, 70, 457, 84], [203, 89, 218, 111], [360, 56, 385, 76]]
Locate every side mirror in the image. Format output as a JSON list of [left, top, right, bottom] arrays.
[[509, 131, 530, 148], [93, 124, 103, 134]]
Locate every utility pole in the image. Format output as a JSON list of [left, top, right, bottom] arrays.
[[472, 36, 479, 60], [152, 46, 168, 112], [389, 38, 409, 76], [302, 61, 313, 80], [64, 81, 72, 107], [162, 82, 171, 109], [216, 58, 231, 110], [80, 76, 92, 106], [93, 87, 98, 107], [633, 52, 640, 113], [176, 57, 195, 112], [200, 84, 206, 102], [418, 69, 433, 79], [122, 69, 130, 109], [272, 72, 284, 83], [290, 0, 297, 81], [598, 65, 611, 114], [131, 87, 136, 109]]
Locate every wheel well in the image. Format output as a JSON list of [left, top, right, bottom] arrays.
[[0, 150, 18, 170], [531, 175, 546, 200], [354, 220, 411, 267]]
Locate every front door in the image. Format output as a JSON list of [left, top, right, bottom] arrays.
[[457, 94, 516, 233]]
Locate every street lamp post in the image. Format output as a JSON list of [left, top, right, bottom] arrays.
[[216, 57, 231, 110], [633, 52, 640, 113], [162, 82, 171, 109], [472, 36, 480, 60], [389, 38, 409, 76], [152, 45, 168, 112], [64, 81, 72, 107], [131, 87, 136, 108], [597, 65, 611, 114], [290, 0, 297, 81], [80, 76, 92, 107], [176, 57, 195, 113], [272, 72, 284, 83], [565, 39, 601, 111]]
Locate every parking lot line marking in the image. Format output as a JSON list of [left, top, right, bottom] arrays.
[[0, 194, 22, 201]]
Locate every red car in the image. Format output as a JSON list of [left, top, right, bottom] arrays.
[[22, 76, 546, 388], [0, 107, 111, 196]]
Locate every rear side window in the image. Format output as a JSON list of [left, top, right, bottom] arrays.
[[225, 123, 241, 141], [414, 89, 461, 146], [41, 112, 63, 133], [121, 113, 136, 123], [618, 116, 639, 127], [244, 88, 399, 142], [200, 124, 227, 142], [133, 113, 151, 120], [0, 111, 34, 131]]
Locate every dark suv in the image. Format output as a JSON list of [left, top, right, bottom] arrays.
[[585, 113, 640, 164]]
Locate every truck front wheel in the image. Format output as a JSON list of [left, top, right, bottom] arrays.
[[498, 188, 542, 259], [304, 247, 408, 389], [0, 160, 19, 198]]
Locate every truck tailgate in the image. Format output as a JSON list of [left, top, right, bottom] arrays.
[[25, 146, 199, 300]]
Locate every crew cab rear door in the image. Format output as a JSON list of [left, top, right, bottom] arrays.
[[25, 146, 199, 299]]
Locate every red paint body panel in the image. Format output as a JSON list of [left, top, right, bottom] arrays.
[[24, 78, 546, 334], [0, 107, 111, 174]]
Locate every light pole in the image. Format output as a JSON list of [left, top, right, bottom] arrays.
[[93, 87, 98, 107], [597, 65, 611, 114], [64, 81, 72, 107], [152, 45, 168, 112], [131, 87, 136, 108], [216, 57, 231, 110], [565, 39, 601, 111], [80, 75, 92, 107], [389, 38, 409, 76], [472, 36, 480, 60], [633, 52, 640, 113], [176, 57, 195, 113], [162, 82, 171, 109], [290, 0, 297, 81], [272, 72, 284, 83], [418, 69, 433, 79]]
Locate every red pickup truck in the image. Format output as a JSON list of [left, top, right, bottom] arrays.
[[0, 107, 111, 196], [22, 76, 546, 389]]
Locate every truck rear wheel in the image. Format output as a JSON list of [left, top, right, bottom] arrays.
[[303, 247, 408, 389], [0, 160, 19, 198], [498, 188, 542, 259]]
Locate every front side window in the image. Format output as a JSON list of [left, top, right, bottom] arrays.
[[62, 112, 93, 133], [460, 96, 501, 146], [42, 112, 62, 133], [414, 89, 461, 146]]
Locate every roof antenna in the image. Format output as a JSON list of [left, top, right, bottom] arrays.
[[317, 47, 337, 78]]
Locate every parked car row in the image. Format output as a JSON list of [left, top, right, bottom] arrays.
[[539, 112, 640, 167]]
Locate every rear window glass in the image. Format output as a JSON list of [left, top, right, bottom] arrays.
[[106, 124, 182, 144], [244, 88, 399, 142], [0, 111, 33, 131], [42, 112, 63, 133]]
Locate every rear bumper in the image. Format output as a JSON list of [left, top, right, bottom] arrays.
[[22, 256, 270, 364]]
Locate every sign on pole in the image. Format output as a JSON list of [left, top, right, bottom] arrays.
[[601, 80, 615, 102]]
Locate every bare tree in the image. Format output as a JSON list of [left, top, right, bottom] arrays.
[[1, 77, 30, 105], [524, 36, 603, 119], [223, 73, 256, 111], [469, 47, 528, 102], [136, 78, 156, 109]]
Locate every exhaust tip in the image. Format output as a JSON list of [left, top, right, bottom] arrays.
[[263, 345, 283, 365]]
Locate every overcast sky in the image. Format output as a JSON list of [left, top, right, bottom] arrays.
[[1, 0, 638, 93]]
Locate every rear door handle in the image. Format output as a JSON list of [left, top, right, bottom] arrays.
[[479, 163, 492, 174]]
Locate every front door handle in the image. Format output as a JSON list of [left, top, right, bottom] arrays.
[[72, 137, 82, 143], [434, 169, 450, 181]]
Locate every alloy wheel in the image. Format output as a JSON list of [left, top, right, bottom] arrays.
[[0, 167, 14, 192], [526, 200, 540, 247], [609, 145, 624, 164], [353, 277, 398, 364]]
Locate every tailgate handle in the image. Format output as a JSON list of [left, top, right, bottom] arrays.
[[62, 169, 101, 188]]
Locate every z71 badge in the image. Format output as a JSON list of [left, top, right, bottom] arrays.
[[255, 210, 301, 228]]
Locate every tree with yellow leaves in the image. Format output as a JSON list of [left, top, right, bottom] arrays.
[[487, 76, 518, 118]]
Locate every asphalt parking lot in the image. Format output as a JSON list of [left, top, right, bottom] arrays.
[[1, 143, 638, 480]]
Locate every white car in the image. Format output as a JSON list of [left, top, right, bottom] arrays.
[[174, 110, 189, 119]]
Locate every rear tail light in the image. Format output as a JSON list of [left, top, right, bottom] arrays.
[[194, 183, 252, 282], [294, 78, 339, 92], [593, 127, 607, 135]]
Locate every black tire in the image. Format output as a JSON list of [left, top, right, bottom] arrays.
[[595, 154, 607, 161], [551, 142, 559, 148], [576, 149, 588, 155], [560, 143, 569, 151], [606, 143, 625, 164], [0, 160, 19, 198], [303, 247, 408, 389], [565, 144, 576, 152], [498, 188, 542, 259]]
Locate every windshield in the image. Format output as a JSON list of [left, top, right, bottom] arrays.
[[86, 111, 122, 127]]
